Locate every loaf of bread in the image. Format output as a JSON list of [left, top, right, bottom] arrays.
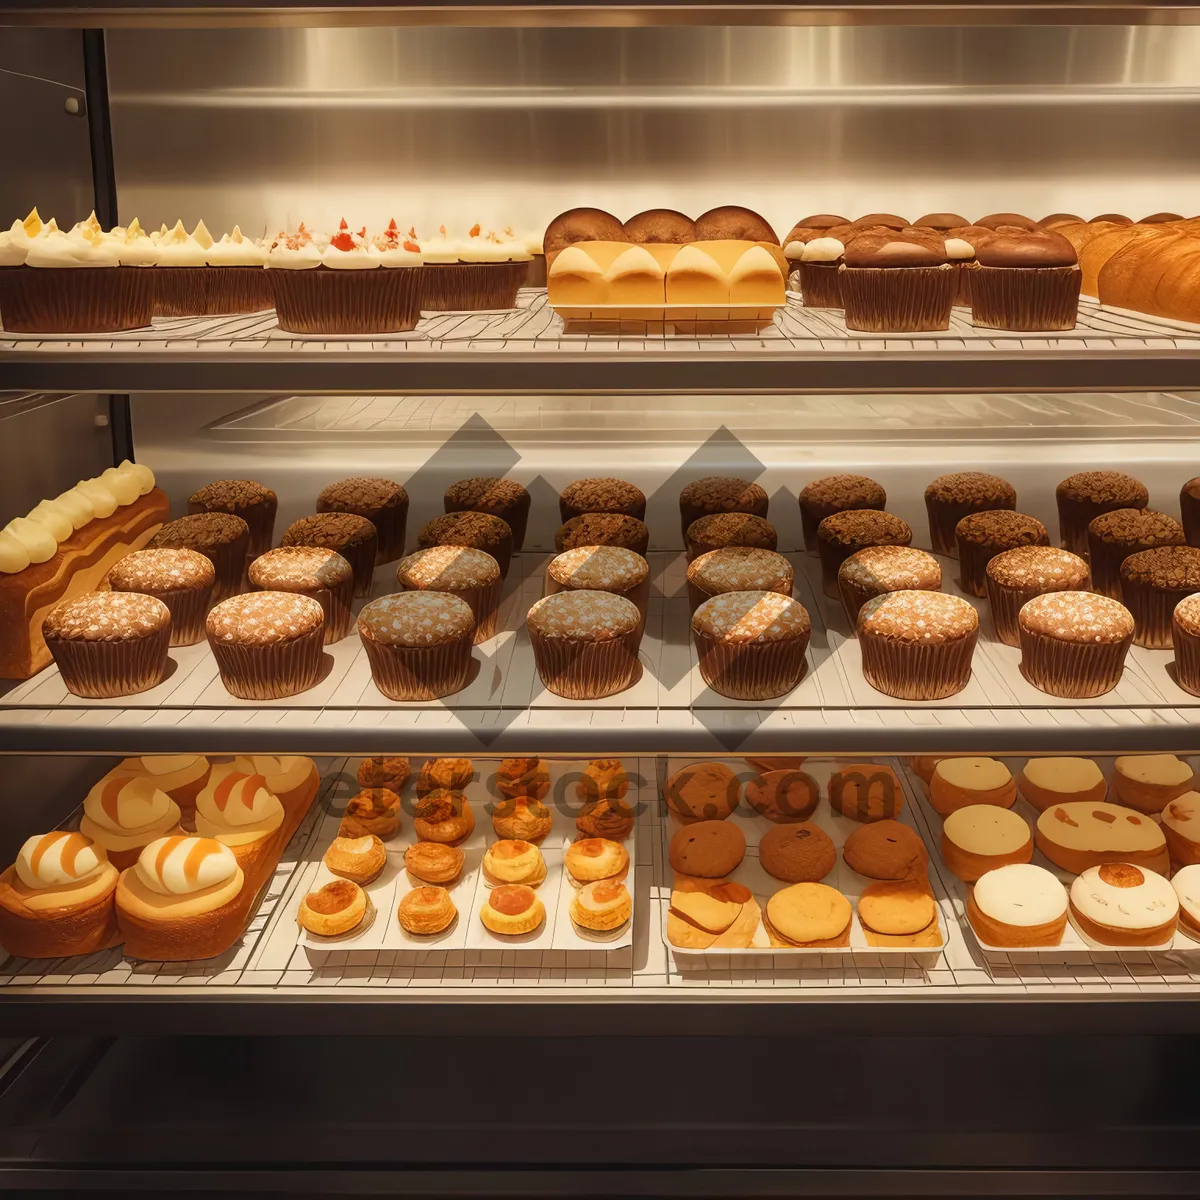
[[1097, 225, 1200, 322]]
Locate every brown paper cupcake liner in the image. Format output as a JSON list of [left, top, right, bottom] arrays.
[[860, 630, 977, 701], [1172, 622, 1200, 697], [551, 576, 650, 628], [310, 576, 356, 645], [204, 266, 273, 315], [985, 581, 1045, 647], [969, 264, 1081, 332], [1122, 581, 1195, 649], [49, 625, 171, 699], [241, 501, 278, 560], [1018, 626, 1130, 698], [525, 255, 548, 289], [333, 537, 378, 599], [154, 584, 213, 647], [361, 632, 474, 701], [210, 624, 326, 700], [154, 267, 209, 318], [1088, 541, 1132, 600], [420, 262, 525, 312], [839, 264, 955, 333], [0, 265, 154, 333], [693, 627, 810, 701], [1058, 499, 1099, 560], [818, 540, 862, 599], [529, 628, 643, 700], [202, 532, 250, 603], [271, 266, 423, 334], [954, 262, 972, 307], [798, 261, 842, 308], [371, 507, 408, 565], [450, 577, 504, 643]]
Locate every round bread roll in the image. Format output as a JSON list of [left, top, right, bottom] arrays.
[[623, 208, 696, 244], [543, 207, 625, 261], [967, 863, 1068, 948], [1016, 757, 1106, 812], [694, 205, 778, 244], [929, 757, 1016, 817], [1069, 862, 1178, 947], [940, 805, 1033, 882]]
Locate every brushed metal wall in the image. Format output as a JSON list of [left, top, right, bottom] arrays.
[[105, 25, 1200, 239]]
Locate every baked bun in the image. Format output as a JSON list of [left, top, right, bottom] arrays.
[[967, 863, 1067, 947], [1141, 212, 1185, 224], [565, 837, 629, 885], [1039, 213, 1084, 227], [482, 839, 547, 887], [576, 796, 635, 840], [940, 805, 1033, 882], [913, 213, 969, 230], [623, 208, 696, 245], [298, 879, 369, 938], [357, 756, 410, 793], [784, 215, 850, 243], [667, 877, 759, 948], [495, 757, 550, 801], [975, 212, 1037, 230], [829, 763, 904, 823], [543, 207, 625, 262], [745, 769, 820, 823], [575, 758, 629, 804], [323, 834, 386, 885], [417, 757, 473, 796], [397, 885, 457, 936], [479, 883, 545, 935], [404, 841, 464, 884], [851, 213, 908, 229], [412, 789, 475, 844], [1035, 800, 1168, 875], [857, 879, 936, 936], [1091, 213, 1133, 224], [765, 882, 852, 947], [1069, 862, 1178, 946], [664, 761, 740, 824], [1016, 757, 1106, 812], [339, 788, 401, 841], [842, 819, 928, 881], [668, 819, 746, 878], [694, 205, 778, 244], [491, 796, 553, 843], [1111, 754, 1196, 814], [759, 821, 836, 883], [570, 879, 632, 931], [928, 757, 1015, 817]]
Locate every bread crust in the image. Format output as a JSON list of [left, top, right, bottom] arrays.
[[966, 889, 1066, 947], [0, 864, 120, 959], [1165, 823, 1200, 868], [1112, 768, 1196, 815], [116, 867, 252, 961], [930, 774, 1016, 817], [1035, 829, 1169, 877], [940, 832, 1034, 882], [1016, 770, 1106, 813], [1068, 900, 1176, 947]]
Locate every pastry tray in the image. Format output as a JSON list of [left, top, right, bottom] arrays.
[[293, 757, 637, 955], [901, 755, 1200, 961], [660, 756, 947, 962]]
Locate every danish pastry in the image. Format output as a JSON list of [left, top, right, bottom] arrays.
[[576, 797, 635, 840], [101, 755, 211, 823], [323, 834, 386, 884], [664, 762, 740, 824], [842, 819, 928, 881], [745, 769, 820, 823], [404, 841, 464, 884], [759, 822, 836, 883], [231, 754, 320, 820], [828, 763, 904, 823], [575, 759, 629, 804], [1035, 800, 1168, 875], [495, 757, 550, 801], [298, 879, 370, 938], [397, 885, 457, 935], [417, 757, 473, 796], [565, 837, 629, 886], [193, 769, 287, 887], [1162, 791, 1200, 867], [413, 789, 475, 844], [764, 882, 852, 947], [668, 820, 745, 878], [1069, 862, 1178, 947], [1111, 754, 1197, 815], [940, 805, 1033, 882], [929, 757, 1016, 817], [491, 795, 553, 843], [967, 863, 1068, 948], [482, 839, 547, 887], [479, 883, 545, 935], [339, 788, 402, 841], [357, 756, 411, 793], [570, 879, 632, 932], [78, 773, 183, 870], [1016, 757, 1106, 813]]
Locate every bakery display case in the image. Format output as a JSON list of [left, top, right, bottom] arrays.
[[3, 4, 1200, 1194]]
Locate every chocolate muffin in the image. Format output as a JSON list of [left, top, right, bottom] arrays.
[[1119, 545, 1200, 648], [984, 545, 1091, 647], [788, 231, 847, 308], [1172, 593, 1200, 696], [623, 209, 696, 244], [686, 546, 793, 614], [1087, 509, 1185, 600], [1017, 591, 1133, 698], [395, 545, 503, 643], [955, 510, 1049, 597], [188, 480, 277, 559], [357, 592, 476, 701], [1180, 478, 1200, 547], [417, 511, 513, 578], [546, 545, 650, 624], [248, 546, 355, 644], [317, 477, 408, 564], [1056, 471, 1149, 559], [678, 476, 769, 539], [925, 472, 1017, 558], [837, 545, 941, 625], [444, 477, 531, 552], [839, 227, 955, 333], [816, 510, 913, 599], [107, 547, 215, 646], [798, 474, 887, 552], [684, 512, 777, 562], [558, 478, 646, 524], [149, 512, 249, 603], [968, 228, 1081, 331], [555, 513, 649, 557], [526, 590, 643, 700], [281, 512, 379, 598], [207, 591, 326, 700]]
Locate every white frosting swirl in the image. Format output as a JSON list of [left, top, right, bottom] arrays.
[[233, 754, 313, 794], [135, 835, 238, 895], [24, 228, 119, 269], [801, 237, 845, 263], [267, 226, 324, 270], [99, 465, 142, 506], [460, 227, 531, 264], [156, 219, 209, 267], [421, 226, 462, 264], [84, 775, 175, 833], [206, 226, 267, 267], [15, 831, 105, 888], [112, 218, 159, 267], [196, 769, 284, 830], [3, 517, 57, 563]]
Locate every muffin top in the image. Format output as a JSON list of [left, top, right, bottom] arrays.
[[692, 590, 811, 644], [248, 546, 353, 591], [1119, 545, 1200, 590], [686, 512, 777, 550], [843, 228, 948, 268], [688, 546, 793, 595], [396, 545, 500, 590], [799, 474, 886, 514], [955, 510, 1047, 549], [1056, 471, 1148, 508], [1182, 477, 1200, 503], [45, 591, 170, 641], [973, 228, 1078, 269], [206, 591, 324, 645], [559, 477, 645, 516], [151, 512, 248, 550], [679, 476, 769, 516], [817, 509, 912, 548], [975, 212, 1038, 230], [1173, 593, 1200, 636], [419, 511, 512, 551], [838, 545, 941, 592], [358, 591, 475, 647], [189, 479, 276, 511], [858, 590, 978, 643], [1087, 508, 1184, 548], [1018, 591, 1134, 643], [913, 213, 969, 230], [444, 477, 529, 511], [548, 545, 649, 591], [925, 472, 1016, 507], [555, 513, 648, 553], [986, 545, 1090, 591], [282, 512, 377, 550], [109, 547, 215, 593], [318, 477, 407, 512], [527, 590, 640, 640]]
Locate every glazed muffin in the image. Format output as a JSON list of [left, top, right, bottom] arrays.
[[985, 545, 1091, 647], [206, 591, 326, 700], [691, 590, 812, 700], [526, 590, 643, 700], [188, 479, 277, 558], [686, 546, 793, 614], [281, 512, 379, 598], [43, 591, 172, 699], [857, 590, 979, 700], [838, 227, 956, 333], [555, 513, 649, 557], [1087, 509, 1185, 600], [444, 477, 531, 551], [924, 472, 1017, 558], [317, 477, 409, 564], [684, 512, 777, 562], [678, 476, 769, 540], [1171, 594, 1200, 697], [546, 545, 650, 624], [954, 511, 1049, 597], [1017, 591, 1134, 697], [798, 474, 887, 552], [395, 546, 502, 643], [149, 512, 249, 603], [107, 548, 215, 646], [837, 545, 941, 625], [558, 478, 646, 524], [357, 592, 476, 701], [816, 510, 913, 599], [1180, 478, 1200, 547], [1118, 545, 1200, 648], [418, 511, 514, 578], [248, 546, 355, 644], [1056, 471, 1149, 559]]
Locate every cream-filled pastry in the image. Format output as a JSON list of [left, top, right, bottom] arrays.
[[323, 834, 386, 884], [194, 769, 285, 868], [232, 754, 320, 815], [482, 839, 547, 887], [570, 879, 632, 932], [105, 755, 211, 820], [79, 774, 182, 870], [1069, 862, 1178, 947], [0, 831, 120, 959]]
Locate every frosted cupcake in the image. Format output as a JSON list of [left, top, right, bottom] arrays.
[[205, 226, 271, 314], [153, 219, 215, 317], [420, 223, 531, 312]]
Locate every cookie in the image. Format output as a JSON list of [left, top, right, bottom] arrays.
[[667, 878, 755, 948], [764, 882, 851, 946], [745, 769, 820, 823], [664, 762, 740, 824], [668, 820, 746, 878], [857, 880, 936, 935], [842, 819, 928, 880], [828, 763, 904, 823], [758, 822, 836, 883]]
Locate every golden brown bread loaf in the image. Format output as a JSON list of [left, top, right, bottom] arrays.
[[1098, 230, 1200, 321], [1078, 225, 1161, 298]]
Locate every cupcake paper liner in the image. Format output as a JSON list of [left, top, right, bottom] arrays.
[[860, 629, 978, 701], [205, 266, 273, 315], [798, 261, 842, 309], [361, 631, 474, 701], [1089, 542, 1134, 600], [154, 267, 209, 318], [1018, 626, 1130, 698], [1058, 498, 1102, 560], [1122, 581, 1196, 649], [420, 262, 525, 312], [524, 255, 548, 289], [271, 266, 423, 334], [49, 625, 171, 699], [369, 507, 407, 565], [151, 583, 213, 647], [240, 500, 277, 559], [839, 264, 955, 333], [529, 628, 643, 700], [0, 265, 154, 334], [985, 580, 1050, 648], [969, 264, 1081, 332], [818, 539, 872, 599], [1172, 620, 1200, 697], [954, 262, 972, 306], [210, 624, 326, 700], [693, 627, 811, 701], [204, 533, 250, 603]]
